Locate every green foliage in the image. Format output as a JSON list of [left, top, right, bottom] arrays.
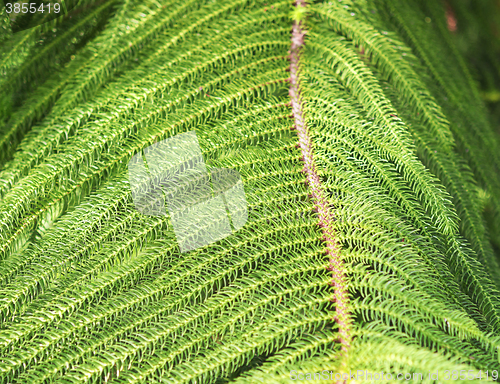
[[0, 0, 499, 382]]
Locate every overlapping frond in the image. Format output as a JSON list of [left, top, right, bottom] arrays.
[[0, 0, 499, 382]]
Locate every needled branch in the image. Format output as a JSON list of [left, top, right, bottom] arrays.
[[289, 0, 352, 359]]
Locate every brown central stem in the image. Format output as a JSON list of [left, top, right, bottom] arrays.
[[289, 0, 352, 359]]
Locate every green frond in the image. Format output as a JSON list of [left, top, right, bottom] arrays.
[[0, 0, 499, 382]]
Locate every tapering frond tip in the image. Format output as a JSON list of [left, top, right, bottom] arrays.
[[290, 5, 309, 22]]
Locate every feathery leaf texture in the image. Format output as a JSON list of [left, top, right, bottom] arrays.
[[0, 0, 499, 382]]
